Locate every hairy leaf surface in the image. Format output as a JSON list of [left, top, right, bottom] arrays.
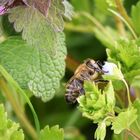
[[0, 36, 66, 102], [8, 6, 56, 54]]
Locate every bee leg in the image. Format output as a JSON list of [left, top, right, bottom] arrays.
[[94, 79, 109, 83], [94, 79, 109, 89]]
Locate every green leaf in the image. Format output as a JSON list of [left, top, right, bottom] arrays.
[[26, 0, 73, 30], [63, 0, 74, 20], [106, 39, 140, 82], [39, 125, 64, 140], [78, 81, 113, 122], [131, 1, 140, 35], [112, 131, 134, 140], [112, 107, 137, 134], [0, 36, 66, 102], [130, 99, 140, 137], [104, 81, 115, 111], [45, 0, 65, 31], [8, 6, 56, 54], [95, 121, 106, 140], [0, 104, 24, 140]]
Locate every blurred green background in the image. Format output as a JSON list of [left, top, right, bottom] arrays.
[[1, 0, 140, 139]]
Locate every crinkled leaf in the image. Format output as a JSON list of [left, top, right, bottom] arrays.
[[0, 104, 24, 140], [95, 122, 106, 140], [112, 107, 137, 134], [47, 0, 65, 31], [39, 125, 64, 140], [0, 36, 66, 102], [8, 6, 56, 54], [23, 0, 51, 16], [131, 1, 140, 35], [107, 39, 140, 82], [24, 0, 65, 31], [78, 81, 111, 122]]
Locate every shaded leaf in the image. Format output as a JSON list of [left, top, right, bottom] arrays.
[[0, 36, 66, 102], [8, 6, 56, 54], [24, 0, 65, 31]]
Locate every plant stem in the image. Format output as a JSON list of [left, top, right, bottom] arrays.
[[127, 129, 140, 140], [0, 79, 38, 140], [114, 15, 126, 36], [114, 0, 138, 39], [122, 79, 132, 106], [109, 9, 137, 39], [0, 65, 40, 135]]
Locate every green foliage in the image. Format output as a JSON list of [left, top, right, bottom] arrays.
[[112, 107, 137, 134], [0, 104, 24, 140], [78, 81, 115, 123], [8, 6, 58, 54], [106, 39, 140, 82], [0, 36, 66, 102], [95, 122, 106, 140], [131, 1, 140, 35], [39, 125, 64, 140], [130, 99, 140, 137], [1, 0, 140, 140]]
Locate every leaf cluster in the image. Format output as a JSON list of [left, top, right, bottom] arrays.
[[78, 81, 115, 123]]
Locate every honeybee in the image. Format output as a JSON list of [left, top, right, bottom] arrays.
[[65, 59, 107, 104]]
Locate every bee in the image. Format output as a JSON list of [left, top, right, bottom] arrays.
[[65, 59, 107, 104]]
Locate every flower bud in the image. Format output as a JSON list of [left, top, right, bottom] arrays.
[[102, 62, 124, 80]]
